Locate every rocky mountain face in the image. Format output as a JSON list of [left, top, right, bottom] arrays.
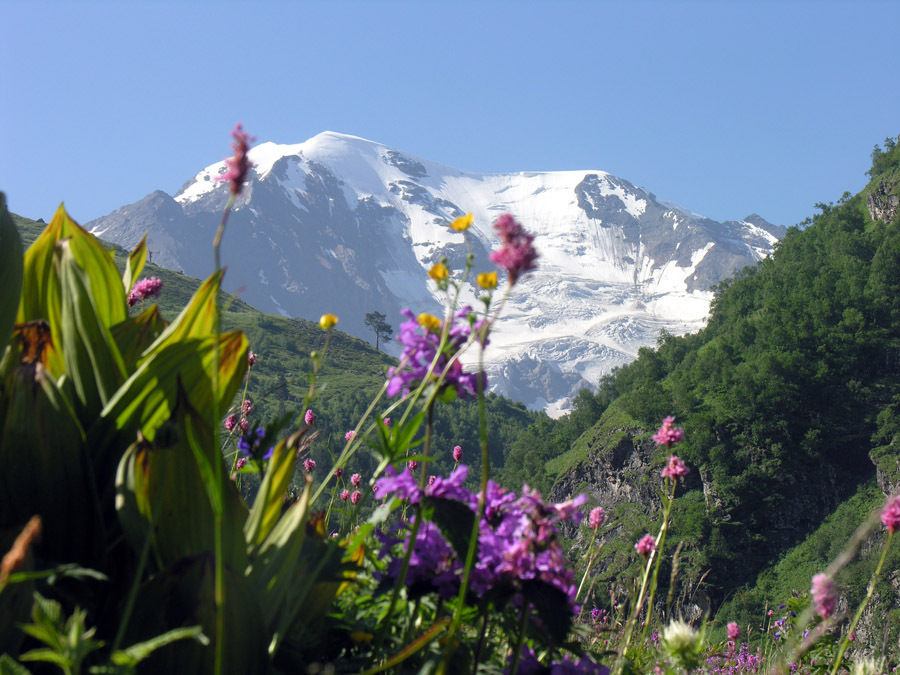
[[87, 131, 783, 414]]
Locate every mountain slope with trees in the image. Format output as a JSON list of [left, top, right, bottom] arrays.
[[543, 136, 900, 635]]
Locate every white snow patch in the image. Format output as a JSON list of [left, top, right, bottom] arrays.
[[258, 268, 268, 286], [269, 295, 290, 318]]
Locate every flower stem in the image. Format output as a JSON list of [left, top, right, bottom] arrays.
[[829, 530, 894, 674]]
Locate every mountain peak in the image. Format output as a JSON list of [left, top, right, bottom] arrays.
[[91, 133, 780, 414]]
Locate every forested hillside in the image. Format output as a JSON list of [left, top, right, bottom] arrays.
[[541, 137, 900, 631]]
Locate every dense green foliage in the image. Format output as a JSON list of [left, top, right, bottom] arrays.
[[545, 137, 900, 614]]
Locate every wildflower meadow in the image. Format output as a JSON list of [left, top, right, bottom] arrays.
[[0, 126, 898, 675]]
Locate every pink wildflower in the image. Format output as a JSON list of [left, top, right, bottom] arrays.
[[340, 489, 350, 501], [589, 506, 605, 531], [224, 415, 238, 432], [489, 213, 539, 286], [408, 460, 418, 471], [242, 399, 252, 415], [127, 277, 163, 307], [428, 475, 435, 487], [661, 455, 690, 481], [247, 350, 257, 366], [811, 573, 837, 619], [350, 473, 362, 487], [635, 534, 657, 557], [235, 457, 247, 470], [304, 409, 316, 425], [383, 418, 391, 427], [350, 490, 361, 505], [652, 416, 684, 446], [216, 123, 254, 196], [727, 622, 741, 641], [239, 418, 250, 433], [345, 430, 356, 441], [453, 445, 463, 463], [881, 495, 900, 534], [303, 459, 316, 473], [334, 467, 344, 479]]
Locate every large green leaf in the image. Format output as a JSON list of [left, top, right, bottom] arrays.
[[120, 555, 267, 675], [0, 358, 96, 565], [110, 306, 167, 373], [140, 269, 224, 362], [122, 235, 148, 295], [115, 383, 248, 571], [0, 194, 23, 352], [98, 331, 248, 449], [17, 204, 125, 377], [58, 241, 127, 415]]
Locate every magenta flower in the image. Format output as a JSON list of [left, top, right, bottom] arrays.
[[635, 534, 657, 556], [235, 457, 247, 470], [408, 460, 419, 471], [345, 430, 356, 441], [304, 409, 316, 425], [334, 467, 344, 479], [340, 489, 350, 501], [127, 276, 163, 307], [384, 417, 391, 427], [652, 416, 684, 446], [881, 495, 900, 534], [239, 418, 250, 433], [224, 414, 238, 432], [242, 399, 252, 415], [247, 350, 257, 366], [350, 473, 362, 488], [589, 506, 605, 531], [453, 445, 463, 463], [303, 459, 316, 473], [489, 213, 538, 286], [428, 475, 436, 487], [727, 622, 741, 641], [216, 123, 254, 196], [811, 573, 837, 619], [661, 455, 690, 481], [350, 490, 361, 505]]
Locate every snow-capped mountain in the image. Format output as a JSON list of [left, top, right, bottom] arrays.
[[88, 131, 783, 415]]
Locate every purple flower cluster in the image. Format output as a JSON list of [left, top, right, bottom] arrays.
[[706, 643, 762, 674], [490, 213, 539, 286], [238, 427, 273, 461], [375, 464, 586, 613], [127, 276, 162, 307], [810, 573, 836, 619], [881, 494, 900, 533], [216, 123, 254, 196], [376, 518, 460, 599], [386, 307, 485, 399], [652, 416, 684, 446], [509, 645, 609, 675]]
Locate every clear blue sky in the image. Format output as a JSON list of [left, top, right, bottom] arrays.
[[4, 0, 899, 228]]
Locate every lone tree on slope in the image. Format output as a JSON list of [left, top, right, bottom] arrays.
[[364, 311, 394, 351]]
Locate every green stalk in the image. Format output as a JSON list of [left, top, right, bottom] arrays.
[[507, 602, 531, 675], [575, 529, 600, 602], [614, 478, 674, 675], [210, 194, 234, 675], [829, 530, 894, 674], [636, 478, 676, 656]]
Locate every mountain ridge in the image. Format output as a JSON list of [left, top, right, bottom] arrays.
[[87, 131, 784, 414]]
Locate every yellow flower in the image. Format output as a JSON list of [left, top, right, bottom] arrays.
[[428, 263, 449, 282], [349, 631, 373, 645], [319, 313, 339, 331], [417, 313, 442, 333], [477, 271, 498, 290], [450, 212, 474, 232]]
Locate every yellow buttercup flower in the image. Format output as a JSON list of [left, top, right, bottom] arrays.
[[417, 313, 442, 333], [428, 263, 449, 282], [319, 313, 339, 331], [349, 631, 373, 645], [477, 271, 498, 290], [450, 213, 473, 232]]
